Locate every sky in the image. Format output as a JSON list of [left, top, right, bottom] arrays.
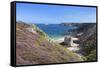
[[16, 3, 96, 24]]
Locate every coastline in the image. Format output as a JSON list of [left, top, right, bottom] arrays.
[[53, 37, 65, 43], [52, 36, 80, 51], [52, 36, 78, 44]]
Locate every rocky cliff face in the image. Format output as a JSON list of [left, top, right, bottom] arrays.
[[75, 23, 96, 42], [60, 23, 97, 61], [16, 22, 83, 65], [80, 32, 97, 61], [78, 24, 97, 61]]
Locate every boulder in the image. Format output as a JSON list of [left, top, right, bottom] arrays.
[[64, 36, 71, 46]]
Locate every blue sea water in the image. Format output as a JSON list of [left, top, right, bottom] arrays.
[[35, 24, 77, 39]]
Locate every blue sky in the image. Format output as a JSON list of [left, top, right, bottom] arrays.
[[16, 3, 96, 24]]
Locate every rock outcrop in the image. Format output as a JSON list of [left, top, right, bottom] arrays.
[[64, 36, 71, 45]]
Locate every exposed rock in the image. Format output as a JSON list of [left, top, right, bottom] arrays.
[[64, 36, 71, 46]]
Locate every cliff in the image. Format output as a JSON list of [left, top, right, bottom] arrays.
[[60, 23, 97, 61], [78, 24, 97, 61]]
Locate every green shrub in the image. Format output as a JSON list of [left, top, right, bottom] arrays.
[[86, 50, 96, 61]]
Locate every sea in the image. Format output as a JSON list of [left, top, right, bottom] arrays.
[[35, 24, 77, 40]]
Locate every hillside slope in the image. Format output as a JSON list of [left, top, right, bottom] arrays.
[[79, 24, 97, 61], [16, 22, 83, 65]]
